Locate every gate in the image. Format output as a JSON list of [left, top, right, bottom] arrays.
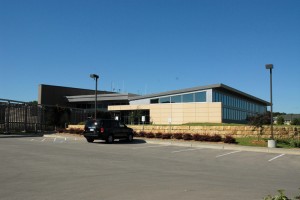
[[0, 99, 87, 134]]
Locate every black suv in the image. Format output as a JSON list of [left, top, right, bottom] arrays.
[[83, 119, 134, 143]]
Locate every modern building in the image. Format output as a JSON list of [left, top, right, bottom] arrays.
[[108, 83, 269, 124], [38, 83, 269, 124]]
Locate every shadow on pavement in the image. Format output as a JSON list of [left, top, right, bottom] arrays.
[[0, 133, 44, 139], [91, 138, 147, 145]]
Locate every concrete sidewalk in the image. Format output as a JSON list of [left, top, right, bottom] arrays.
[[43, 133, 300, 156]]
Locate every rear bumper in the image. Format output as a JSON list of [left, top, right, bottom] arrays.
[[83, 132, 106, 140]]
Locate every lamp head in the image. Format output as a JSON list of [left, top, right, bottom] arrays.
[[265, 64, 273, 69], [90, 74, 99, 79]]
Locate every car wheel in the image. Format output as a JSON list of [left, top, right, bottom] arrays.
[[106, 135, 114, 144], [127, 134, 133, 142], [86, 138, 94, 143]]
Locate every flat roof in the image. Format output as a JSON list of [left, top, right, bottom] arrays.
[[130, 83, 270, 105], [66, 93, 139, 102]]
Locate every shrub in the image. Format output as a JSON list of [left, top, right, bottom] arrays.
[[139, 131, 146, 137], [183, 133, 193, 140], [75, 128, 83, 134], [276, 116, 285, 125], [193, 134, 201, 141], [208, 134, 222, 142], [57, 128, 65, 133], [145, 132, 155, 138], [291, 118, 300, 125], [173, 133, 183, 140], [69, 128, 75, 134], [162, 133, 172, 139], [198, 134, 211, 141], [133, 131, 139, 137], [155, 132, 163, 138], [223, 135, 236, 144], [290, 140, 300, 148]]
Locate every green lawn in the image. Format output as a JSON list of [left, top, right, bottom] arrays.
[[235, 137, 300, 148]]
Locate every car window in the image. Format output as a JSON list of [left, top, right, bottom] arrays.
[[85, 120, 95, 127]]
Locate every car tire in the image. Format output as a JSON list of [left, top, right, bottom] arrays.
[[127, 134, 133, 142], [106, 135, 114, 144], [86, 138, 94, 143]]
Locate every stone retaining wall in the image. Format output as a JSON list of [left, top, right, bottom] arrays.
[[68, 124, 299, 139]]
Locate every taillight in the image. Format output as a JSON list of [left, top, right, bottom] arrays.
[[100, 127, 104, 133]]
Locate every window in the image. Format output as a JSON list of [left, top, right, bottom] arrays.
[[195, 92, 206, 102], [171, 95, 181, 103], [159, 97, 170, 103], [150, 99, 159, 104], [182, 93, 194, 102]]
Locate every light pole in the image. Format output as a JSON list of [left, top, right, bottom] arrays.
[[265, 64, 275, 147], [90, 74, 99, 119]]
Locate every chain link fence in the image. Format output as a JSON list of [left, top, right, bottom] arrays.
[[0, 99, 88, 134]]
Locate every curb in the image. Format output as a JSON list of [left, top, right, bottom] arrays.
[[141, 138, 300, 155], [43, 134, 300, 156]]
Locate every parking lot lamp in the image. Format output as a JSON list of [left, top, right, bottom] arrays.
[[90, 74, 99, 119], [265, 64, 275, 148]]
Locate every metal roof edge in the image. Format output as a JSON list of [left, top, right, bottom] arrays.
[[129, 83, 269, 105]]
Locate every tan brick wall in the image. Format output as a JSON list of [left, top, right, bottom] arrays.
[[108, 102, 222, 124]]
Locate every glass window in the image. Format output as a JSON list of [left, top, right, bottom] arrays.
[[159, 97, 170, 103], [195, 92, 206, 102], [171, 95, 182, 103], [182, 93, 194, 102], [150, 99, 159, 104]]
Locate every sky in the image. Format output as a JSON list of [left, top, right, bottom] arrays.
[[0, 0, 299, 113]]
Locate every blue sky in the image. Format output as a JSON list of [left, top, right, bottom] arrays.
[[1, 0, 299, 113]]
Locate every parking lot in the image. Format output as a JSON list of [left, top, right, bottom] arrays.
[[0, 135, 299, 200]]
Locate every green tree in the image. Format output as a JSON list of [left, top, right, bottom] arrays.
[[291, 118, 300, 125], [247, 112, 271, 140], [277, 116, 285, 125]]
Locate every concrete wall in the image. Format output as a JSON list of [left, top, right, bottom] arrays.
[[68, 124, 299, 139]]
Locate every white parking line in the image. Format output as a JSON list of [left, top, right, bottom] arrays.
[[54, 138, 57, 142], [30, 139, 35, 141], [132, 145, 170, 150], [268, 154, 285, 162], [41, 138, 46, 142], [216, 151, 241, 158], [172, 148, 203, 153]]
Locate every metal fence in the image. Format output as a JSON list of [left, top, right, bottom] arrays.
[[0, 99, 88, 134]]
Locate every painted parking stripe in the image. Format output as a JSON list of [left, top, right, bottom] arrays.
[[216, 151, 241, 158], [41, 138, 46, 142], [132, 145, 170, 150], [268, 154, 285, 162], [172, 148, 203, 153]]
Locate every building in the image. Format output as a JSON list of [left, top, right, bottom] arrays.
[[108, 83, 269, 124], [38, 84, 137, 112], [276, 114, 300, 125], [38, 83, 269, 124]]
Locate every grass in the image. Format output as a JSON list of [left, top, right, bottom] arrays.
[[235, 137, 300, 148]]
